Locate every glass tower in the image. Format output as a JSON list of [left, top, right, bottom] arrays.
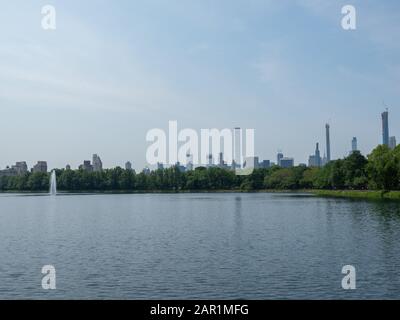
[[382, 110, 389, 146]]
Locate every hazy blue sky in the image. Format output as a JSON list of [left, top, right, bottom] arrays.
[[0, 0, 399, 170]]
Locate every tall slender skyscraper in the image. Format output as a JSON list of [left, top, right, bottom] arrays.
[[315, 143, 321, 167], [233, 127, 242, 168], [382, 110, 389, 146], [325, 123, 331, 162], [352, 137, 358, 152], [218, 152, 224, 166], [277, 152, 283, 167]]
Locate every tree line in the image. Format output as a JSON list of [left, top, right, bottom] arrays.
[[1, 145, 400, 192]]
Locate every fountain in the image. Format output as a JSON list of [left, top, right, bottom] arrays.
[[49, 170, 57, 196]]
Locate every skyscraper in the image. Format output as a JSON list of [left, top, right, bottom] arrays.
[[352, 137, 358, 152], [321, 153, 327, 166], [325, 123, 331, 162], [80, 160, 93, 172], [218, 152, 224, 167], [315, 143, 321, 167], [244, 156, 259, 169], [277, 152, 283, 167], [233, 127, 242, 168], [125, 161, 132, 171], [259, 160, 270, 169], [186, 153, 194, 171], [389, 136, 397, 150], [308, 143, 321, 167], [32, 161, 48, 173], [280, 157, 294, 168], [92, 154, 103, 172], [207, 154, 213, 167], [382, 110, 389, 146]]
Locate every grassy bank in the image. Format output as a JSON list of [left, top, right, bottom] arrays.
[[312, 190, 400, 200]]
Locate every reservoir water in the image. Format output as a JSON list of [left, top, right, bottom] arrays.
[[0, 192, 399, 299]]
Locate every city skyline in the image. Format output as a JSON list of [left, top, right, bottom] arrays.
[[0, 109, 396, 172], [0, 1, 399, 169]]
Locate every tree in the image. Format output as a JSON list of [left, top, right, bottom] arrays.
[[27, 172, 49, 191], [300, 167, 320, 189], [264, 168, 298, 189], [367, 145, 398, 190], [1, 146, 400, 192], [343, 151, 368, 189]]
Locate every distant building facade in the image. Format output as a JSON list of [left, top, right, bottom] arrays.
[[321, 154, 328, 166], [352, 137, 358, 153], [79, 160, 93, 172], [32, 161, 48, 173], [280, 157, 294, 168], [187, 154, 194, 171], [186, 162, 193, 171], [125, 161, 132, 171], [308, 143, 321, 167], [276, 152, 294, 168], [142, 167, 151, 175], [382, 110, 389, 146], [0, 166, 17, 177], [218, 152, 224, 167], [277, 152, 284, 167], [157, 162, 164, 170], [231, 160, 238, 170], [259, 160, 270, 169], [244, 156, 259, 169], [233, 127, 242, 168], [13, 162, 28, 175], [207, 154, 214, 168], [0, 161, 28, 176], [389, 136, 396, 150], [175, 162, 186, 173], [325, 123, 331, 162], [92, 154, 103, 172]]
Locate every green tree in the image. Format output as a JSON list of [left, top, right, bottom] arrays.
[[27, 172, 49, 191], [367, 145, 398, 190], [343, 151, 368, 189]]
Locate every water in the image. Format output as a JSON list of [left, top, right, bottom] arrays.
[[0, 192, 400, 299], [49, 171, 57, 196]]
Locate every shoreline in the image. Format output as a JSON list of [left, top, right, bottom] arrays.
[[1, 189, 400, 200], [311, 190, 400, 201], [0, 189, 299, 194]]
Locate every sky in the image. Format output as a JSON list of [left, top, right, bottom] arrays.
[[0, 0, 399, 170]]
